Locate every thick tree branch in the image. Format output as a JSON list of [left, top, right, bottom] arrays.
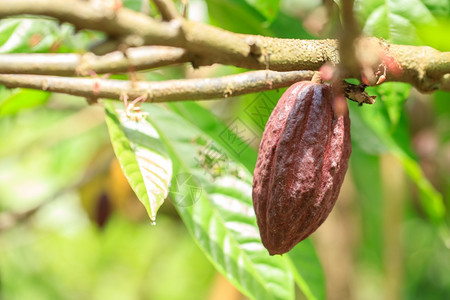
[[0, 71, 315, 102], [0, 46, 192, 75], [388, 44, 450, 91], [1, 0, 450, 92], [0, 0, 179, 45]]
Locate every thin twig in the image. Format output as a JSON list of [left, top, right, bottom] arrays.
[[0, 46, 192, 76], [152, 0, 181, 21], [0, 72, 380, 104], [0, 71, 315, 102]]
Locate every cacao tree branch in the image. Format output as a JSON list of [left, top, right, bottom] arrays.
[[0, 71, 315, 102], [0, 46, 192, 76], [0, 72, 375, 105], [1, 0, 450, 92], [0, 0, 179, 45]]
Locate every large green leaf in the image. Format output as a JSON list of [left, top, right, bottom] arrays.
[[167, 101, 257, 172], [139, 103, 294, 300], [104, 101, 172, 223], [164, 101, 324, 300], [169, 101, 325, 299]]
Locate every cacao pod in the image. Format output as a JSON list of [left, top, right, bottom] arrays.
[[252, 81, 351, 255]]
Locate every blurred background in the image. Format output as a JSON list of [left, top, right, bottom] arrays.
[[0, 0, 449, 299]]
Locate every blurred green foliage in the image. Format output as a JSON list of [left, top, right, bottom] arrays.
[[1, 214, 215, 300]]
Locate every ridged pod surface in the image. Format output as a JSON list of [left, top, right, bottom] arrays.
[[252, 81, 351, 255]]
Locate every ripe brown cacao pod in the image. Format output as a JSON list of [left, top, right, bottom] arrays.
[[252, 81, 351, 255]]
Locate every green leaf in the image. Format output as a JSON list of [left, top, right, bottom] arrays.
[[287, 240, 326, 300], [168, 101, 257, 172], [0, 19, 21, 46], [356, 0, 438, 44], [122, 0, 146, 12], [245, 0, 280, 22], [0, 18, 65, 53], [206, 0, 273, 35], [349, 103, 389, 155], [349, 83, 445, 223], [417, 17, 450, 51], [422, 0, 450, 16], [237, 89, 281, 136], [0, 18, 96, 53], [205, 0, 279, 31], [206, 0, 312, 38], [377, 82, 409, 129], [350, 146, 384, 267], [141, 103, 294, 300], [104, 101, 172, 223], [267, 11, 315, 39], [0, 88, 50, 116], [396, 153, 445, 222]]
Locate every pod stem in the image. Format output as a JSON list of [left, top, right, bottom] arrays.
[[311, 72, 323, 84]]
